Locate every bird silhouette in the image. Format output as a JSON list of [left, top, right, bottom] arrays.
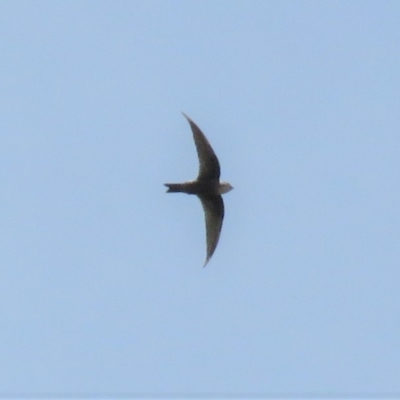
[[165, 113, 233, 266]]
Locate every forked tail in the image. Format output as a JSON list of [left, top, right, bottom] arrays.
[[164, 183, 183, 193]]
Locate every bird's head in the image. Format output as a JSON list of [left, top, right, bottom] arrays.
[[219, 182, 234, 194]]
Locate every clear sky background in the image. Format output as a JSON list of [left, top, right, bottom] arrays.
[[1, 1, 400, 397]]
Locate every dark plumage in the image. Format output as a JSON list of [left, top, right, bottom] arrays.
[[164, 113, 233, 266]]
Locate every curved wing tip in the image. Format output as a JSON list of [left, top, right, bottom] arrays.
[[181, 112, 191, 121], [203, 256, 212, 268]]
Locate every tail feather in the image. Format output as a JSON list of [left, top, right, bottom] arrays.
[[164, 183, 183, 193]]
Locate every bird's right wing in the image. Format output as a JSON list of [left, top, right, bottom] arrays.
[[182, 113, 221, 181]]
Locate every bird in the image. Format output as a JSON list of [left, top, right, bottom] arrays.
[[165, 113, 233, 267]]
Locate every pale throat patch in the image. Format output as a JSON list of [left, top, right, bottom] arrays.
[[218, 182, 233, 194]]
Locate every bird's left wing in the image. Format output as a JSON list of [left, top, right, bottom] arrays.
[[198, 194, 224, 266]]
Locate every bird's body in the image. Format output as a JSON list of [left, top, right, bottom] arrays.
[[165, 113, 233, 266], [165, 180, 232, 195]]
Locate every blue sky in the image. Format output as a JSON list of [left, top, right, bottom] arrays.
[[1, 0, 400, 397]]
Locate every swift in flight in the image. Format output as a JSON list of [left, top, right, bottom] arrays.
[[165, 113, 233, 266]]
